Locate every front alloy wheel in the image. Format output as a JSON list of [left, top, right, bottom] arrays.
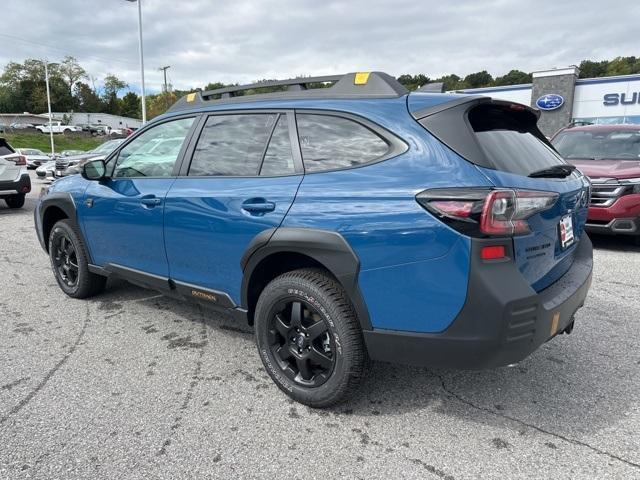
[[52, 234, 79, 288]]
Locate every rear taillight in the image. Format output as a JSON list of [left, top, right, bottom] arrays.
[[480, 245, 506, 260], [416, 188, 558, 237], [14, 155, 27, 166]]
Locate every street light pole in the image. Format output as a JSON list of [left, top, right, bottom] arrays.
[[127, 0, 147, 124], [43, 60, 55, 156]]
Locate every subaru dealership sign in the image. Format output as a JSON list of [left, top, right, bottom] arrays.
[[536, 94, 565, 111]]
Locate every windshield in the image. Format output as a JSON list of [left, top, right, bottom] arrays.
[[552, 130, 640, 160], [92, 139, 123, 154]]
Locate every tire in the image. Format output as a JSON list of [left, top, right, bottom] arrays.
[[5, 194, 25, 209], [254, 268, 367, 408], [48, 219, 106, 298]]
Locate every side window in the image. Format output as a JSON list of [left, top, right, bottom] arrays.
[[189, 114, 277, 176], [113, 117, 194, 178], [260, 115, 295, 176], [296, 114, 389, 172]]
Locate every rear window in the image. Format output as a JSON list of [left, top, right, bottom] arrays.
[[0, 139, 15, 156], [552, 130, 640, 160], [468, 104, 565, 176]]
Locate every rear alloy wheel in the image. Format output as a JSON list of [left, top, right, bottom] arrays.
[[255, 268, 367, 407], [268, 299, 336, 387], [5, 194, 25, 209], [49, 219, 106, 298]]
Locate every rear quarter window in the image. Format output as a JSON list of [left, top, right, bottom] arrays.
[[296, 114, 390, 172]]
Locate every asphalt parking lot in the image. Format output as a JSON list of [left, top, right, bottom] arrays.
[[1, 171, 639, 479]]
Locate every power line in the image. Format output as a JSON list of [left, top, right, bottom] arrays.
[[0, 32, 139, 67]]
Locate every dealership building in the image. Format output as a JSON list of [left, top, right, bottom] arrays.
[[454, 67, 640, 136]]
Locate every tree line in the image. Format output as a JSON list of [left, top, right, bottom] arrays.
[[1, 56, 639, 121]]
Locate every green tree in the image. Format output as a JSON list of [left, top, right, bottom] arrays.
[[59, 56, 87, 100], [463, 70, 493, 88], [147, 91, 177, 119], [494, 69, 532, 86], [74, 82, 102, 112], [204, 81, 227, 91], [433, 74, 465, 91], [120, 91, 141, 118], [578, 59, 609, 78], [397, 74, 431, 91], [101, 74, 128, 114]]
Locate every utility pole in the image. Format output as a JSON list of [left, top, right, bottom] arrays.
[[159, 65, 171, 110], [159, 65, 171, 93], [43, 60, 55, 156]]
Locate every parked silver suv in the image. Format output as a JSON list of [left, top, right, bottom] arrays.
[[0, 138, 31, 208]]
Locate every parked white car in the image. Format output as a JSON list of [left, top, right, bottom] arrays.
[[0, 138, 31, 208], [16, 148, 51, 169], [35, 122, 80, 134], [36, 160, 56, 180]]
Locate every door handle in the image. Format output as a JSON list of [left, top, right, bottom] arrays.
[[241, 198, 276, 214], [140, 196, 162, 207]]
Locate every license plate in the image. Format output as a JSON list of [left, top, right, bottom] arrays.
[[559, 214, 574, 248], [55, 170, 63, 176]]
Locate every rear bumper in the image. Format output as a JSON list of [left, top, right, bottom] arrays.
[[363, 235, 593, 369], [0, 173, 31, 196]]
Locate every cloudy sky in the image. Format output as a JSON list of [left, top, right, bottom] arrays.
[[3, 0, 638, 93]]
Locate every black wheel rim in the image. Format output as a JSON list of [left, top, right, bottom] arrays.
[[53, 234, 79, 288], [267, 299, 336, 387]]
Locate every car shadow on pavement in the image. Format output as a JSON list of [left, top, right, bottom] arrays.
[[95, 278, 633, 449], [590, 233, 640, 252]]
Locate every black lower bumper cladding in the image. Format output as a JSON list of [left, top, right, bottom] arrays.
[[0, 173, 31, 196], [364, 235, 593, 369]]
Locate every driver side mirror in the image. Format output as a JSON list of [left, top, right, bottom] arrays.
[[82, 159, 107, 181]]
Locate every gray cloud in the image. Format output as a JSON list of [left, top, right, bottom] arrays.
[[3, 0, 638, 93]]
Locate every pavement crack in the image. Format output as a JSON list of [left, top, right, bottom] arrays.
[[157, 308, 208, 456], [0, 303, 90, 427], [431, 371, 640, 470]]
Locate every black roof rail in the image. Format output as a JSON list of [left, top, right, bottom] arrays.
[[201, 74, 343, 99], [167, 71, 409, 113]]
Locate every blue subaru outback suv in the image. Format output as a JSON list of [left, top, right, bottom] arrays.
[[35, 72, 593, 407]]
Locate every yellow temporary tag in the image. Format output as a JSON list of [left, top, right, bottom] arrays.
[[186, 93, 197, 102], [354, 72, 371, 85]]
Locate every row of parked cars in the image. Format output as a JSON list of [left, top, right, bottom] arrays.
[[29, 139, 125, 180], [0, 138, 125, 209], [1, 122, 136, 137]]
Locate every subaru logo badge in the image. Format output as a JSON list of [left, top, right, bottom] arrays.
[[536, 94, 564, 111]]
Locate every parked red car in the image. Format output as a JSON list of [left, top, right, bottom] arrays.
[[552, 124, 640, 244]]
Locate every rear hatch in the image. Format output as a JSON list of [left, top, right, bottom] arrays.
[[0, 138, 22, 182], [411, 96, 590, 292]]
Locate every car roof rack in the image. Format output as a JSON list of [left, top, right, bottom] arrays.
[[167, 71, 409, 113]]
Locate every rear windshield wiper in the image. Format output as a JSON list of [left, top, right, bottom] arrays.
[[528, 164, 576, 178]]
